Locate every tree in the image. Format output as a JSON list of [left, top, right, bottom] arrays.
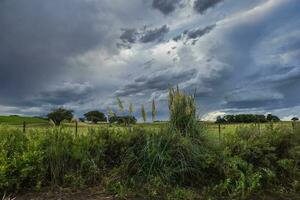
[[292, 117, 299, 121], [109, 115, 137, 124], [216, 116, 226, 123], [84, 111, 107, 124], [222, 114, 267, 123], [141, 104, 147, 123], [152, 99, 157, 122], [79, 118, 85, 122], [267, 114, 280, 122], [47, 108, 74, 126]]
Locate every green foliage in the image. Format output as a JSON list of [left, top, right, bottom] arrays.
[[266, 114, 280, 122], [1, 115, 300, 199], [84, 110, 107, 123], [108, 115, 137, 125], [47, 108, 73, 126], [218, 114, 269, 124], [168, 87, 199, 136]]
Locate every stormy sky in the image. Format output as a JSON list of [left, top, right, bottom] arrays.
[[1, 0, 300, 121]]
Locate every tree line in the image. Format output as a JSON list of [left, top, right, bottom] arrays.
[[46, 97, 158, 126], [216, 114, 280, 124]]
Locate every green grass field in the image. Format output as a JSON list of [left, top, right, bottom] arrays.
[[0, 115, 47, 125]]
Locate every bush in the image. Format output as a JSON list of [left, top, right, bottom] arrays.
[[1, 124, 300, 199]]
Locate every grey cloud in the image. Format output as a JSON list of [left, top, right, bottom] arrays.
[[120, 28, 138, 44], [194, 0, 223, 14], [152, 0, 181, 15], [34, 82, 94, 106], [188, 25, 216, 39], [140, 25, 169, 43], [0, 0, 113, 106], [118, 25, 169, 48], [173, 24, 215, 43], [115, 68, 197, 97]]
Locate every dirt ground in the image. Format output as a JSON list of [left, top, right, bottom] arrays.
[[5, 188, 117, 200]]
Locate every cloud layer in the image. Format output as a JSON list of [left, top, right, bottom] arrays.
[[1, 0, 300, 121]]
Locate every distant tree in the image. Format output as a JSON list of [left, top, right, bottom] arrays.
[[216, 116, 226, 123], [224, 115, 235, 123], [256, 115, 267, 123], [222, 114, 267, 123], [109, 115, 137, 125], [141, 104, 147, 123], [152, 99, 157, 122], [267, 114, 280, 122], [84, 111, 107, 124], [292, 117, 299, 121], [266, 114, 273, 122], [47, 108, 74, 126], [79, 118, 85, 122]]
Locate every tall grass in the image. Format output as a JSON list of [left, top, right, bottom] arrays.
[[168, 87, 199, 136]]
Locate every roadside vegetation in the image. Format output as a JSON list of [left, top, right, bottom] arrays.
[[1, 88, 300, 199]]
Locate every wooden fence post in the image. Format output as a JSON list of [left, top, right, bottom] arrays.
[[75, 121, 78, 137], [292, 121, 295, 132], [270, 121, 273, 131], [23, 121, 26, 133], [218, 124, 221, 143]]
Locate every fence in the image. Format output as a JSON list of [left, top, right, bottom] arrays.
[[10, 121, 79, 136], [208, 121, 299, 143], [4, 121, 299, 143]]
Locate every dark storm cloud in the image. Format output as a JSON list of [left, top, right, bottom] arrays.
[[120, 28, 138, 44], [34, 82, 94, 106], [194, 0, 223, 14], [0, 0, 112, 106], [152, 0, 181, 15], [140, 25, 169, 43], [188, 24, 216, 39], [173, 24, 215, 42], [118, 25, 169, 48], [115, 68, 197, 97]]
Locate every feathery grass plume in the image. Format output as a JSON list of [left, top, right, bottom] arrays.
[[168, 86, 198, 135], [129, 102, 134, 116], [152, 99, 157, 122], [49, 119, 56, 127], [107, 107, 115, 118], [116, 97, 124, 113], [141, 104, 147, 123]]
